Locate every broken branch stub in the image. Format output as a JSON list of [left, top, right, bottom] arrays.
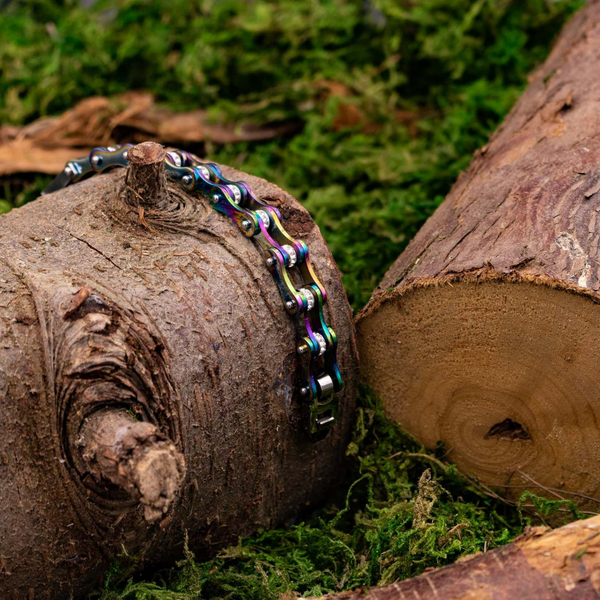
[[78, 409, 185, 522], [125, 141, 169, 209]]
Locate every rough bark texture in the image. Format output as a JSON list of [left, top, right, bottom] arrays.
[[124, 141, 169, 209], [319, 515, 600, 600], [0, 143, 358, 598], [357, 1, 600, 510], [77, 408, 186, 523]]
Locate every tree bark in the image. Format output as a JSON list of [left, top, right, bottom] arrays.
[[319, 515, 600, 600], [0, 143, 358, 598], [357, 1, 600, 511]]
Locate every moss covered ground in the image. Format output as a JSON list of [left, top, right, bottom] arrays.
[[0, 0, 587, 597]]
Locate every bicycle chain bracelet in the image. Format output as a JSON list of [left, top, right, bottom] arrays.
[[43, 144, 343, 439]]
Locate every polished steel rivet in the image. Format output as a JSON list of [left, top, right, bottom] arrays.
[[317, 374, 335, 397], [241, 219, 252, 231], [297, 344, 308, 354], [266, 257, 276, 267], [300, 387, 310, 397], [91, 155, 102, 167], [285, 300, 295, 310], [211, 194, 220, 203], [182, 174, 193, 186]]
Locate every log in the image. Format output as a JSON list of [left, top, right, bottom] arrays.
[[0, 142, 358, 598], [319, 515, 600, 600], [357, 1, 600, 510]]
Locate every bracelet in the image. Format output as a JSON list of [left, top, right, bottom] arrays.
[[43, 145, 343, 439]]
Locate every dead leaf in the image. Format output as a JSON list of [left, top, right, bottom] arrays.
[[314, 79, 353, 99], [0, 142, 89, 177], [0, 92, 300, 176], [332, 102, 365, 131]]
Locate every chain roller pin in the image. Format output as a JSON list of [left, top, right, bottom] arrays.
[[256, 209, 271, 229]]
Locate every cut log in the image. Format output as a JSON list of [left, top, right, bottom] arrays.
[[319, 515, 600, 600], [357, 1, 600, 510], [0, 142, 358, 598]]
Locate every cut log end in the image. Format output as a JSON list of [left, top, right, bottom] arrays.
[[125, 141, 169, 210], [78, 409, 186, 522], [358, 276, 600, 510]]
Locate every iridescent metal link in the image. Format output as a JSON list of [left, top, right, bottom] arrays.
[[43, 144, 343, 438]]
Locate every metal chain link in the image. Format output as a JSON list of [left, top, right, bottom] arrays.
[[43, 145, 343, 439]]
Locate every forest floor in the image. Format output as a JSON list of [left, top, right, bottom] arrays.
[[0, 1, 588, 598]]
